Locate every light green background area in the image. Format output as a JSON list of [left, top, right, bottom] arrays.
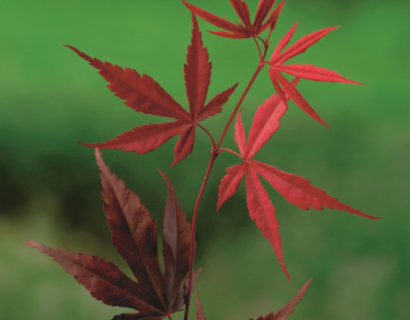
[[0, 0, 409, 319]]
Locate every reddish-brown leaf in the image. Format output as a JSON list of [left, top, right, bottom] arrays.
[[196, 294, 207, 320], [249, 280, 312, 320], [27, 242, 159, 314], [69, 15, 236, 165], [160, 171, 192, 309], [96, 149, 165, 305], [29, 150, 194, 319]]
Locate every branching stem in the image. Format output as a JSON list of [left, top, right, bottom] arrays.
[[183, 39, 270, 320]]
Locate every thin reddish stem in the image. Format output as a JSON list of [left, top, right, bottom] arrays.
[[198, 123, 216, 151], [183, 41, 269, 320], [218, 147, 242, 158]]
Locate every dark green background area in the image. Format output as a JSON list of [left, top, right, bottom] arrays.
[[0, 0, 409, 319]]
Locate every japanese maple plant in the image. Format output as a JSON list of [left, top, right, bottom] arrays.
[[28, 1, 378, 319]]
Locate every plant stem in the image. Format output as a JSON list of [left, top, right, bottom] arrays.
[[183, 52, 268, 320]]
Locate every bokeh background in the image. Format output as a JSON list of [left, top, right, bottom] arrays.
[[1, 0, 409, 319]]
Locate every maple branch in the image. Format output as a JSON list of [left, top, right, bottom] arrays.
[[184, 43, 269, 320], [198, 123, 216, 151]]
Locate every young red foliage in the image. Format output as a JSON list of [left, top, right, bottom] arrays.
[[217, 83, 378, 278], [183, 0, 285, 39], [268, 24, 361, 128], [67, 15, 237, 166], [250, 280, 312, 320], [28, 149, 193, 320], [195, 294, 207, 320]]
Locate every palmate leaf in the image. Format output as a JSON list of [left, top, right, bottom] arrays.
[[250, 280, 312, 320], [183, 0, 285, 39], [29, 149, 193, 320], [68, 15, 237, 166], [217, 85, 378, 278], [269, 24, 361, 127]]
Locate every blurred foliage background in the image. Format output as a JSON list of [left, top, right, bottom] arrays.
[[1, 0, 409, 319]]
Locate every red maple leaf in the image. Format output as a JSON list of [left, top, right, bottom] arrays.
[[182, 0, 285, 39], [217, 84, 378, 278], [268, 24, 361, 128], [250, 280, 312, 320], [28, 149, 193, 320], [67, 15, 237, 166]]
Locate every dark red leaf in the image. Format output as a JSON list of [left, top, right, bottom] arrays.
[[185, 14, 212, 119], [229, 0, 252, 28], [199, 82, 239, 120], [172, 126, 196, 166], [184, 0, 284, 38], [27, 242, 161, 315], [66, 45, 190, 121], [29, 150, 194, 319], [69, 14, 236, 165], [182, 0, 240, 33], [254, 0, 276, 30], [160, 171, 192, 309], [96, 148, 165, 303], [208, 30, 249, 39], [81, 121, 190, 154]]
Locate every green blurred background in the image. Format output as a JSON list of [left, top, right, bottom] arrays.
[[1, 0, 409, 319]]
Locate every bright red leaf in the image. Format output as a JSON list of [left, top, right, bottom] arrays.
[[269, 24, 361, 127], [183, 0, 285, 39], [29, 149, 193, 320], [217, 87, 378, 278], [250, 280, 312, 320], [68, 15, 237, 166]]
